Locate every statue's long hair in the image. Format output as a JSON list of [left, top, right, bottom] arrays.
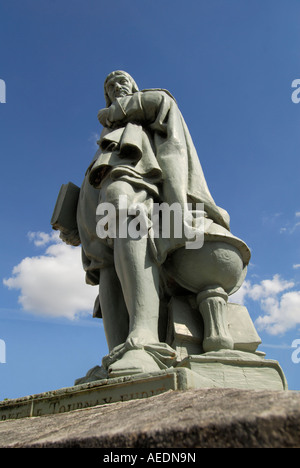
[[104, 70, 139, 107]]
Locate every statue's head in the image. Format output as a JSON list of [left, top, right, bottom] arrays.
[[104, 70, 139, 107]]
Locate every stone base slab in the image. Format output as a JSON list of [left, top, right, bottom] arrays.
[[0, 368, 203, 421]]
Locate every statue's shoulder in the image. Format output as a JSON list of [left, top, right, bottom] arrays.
[[140, 88, 177, 103]]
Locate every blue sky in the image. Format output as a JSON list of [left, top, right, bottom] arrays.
[[0, 0, 300, 399]]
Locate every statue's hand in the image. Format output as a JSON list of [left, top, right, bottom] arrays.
[[97, 108, 110, 127], [59, 229, 81, 247]]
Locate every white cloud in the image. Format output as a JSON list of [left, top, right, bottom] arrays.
[[293, 264, 300, 270], [229, 280, 252, 305], [3, 232, 97, 320], [231, 274, 300, 336], [279, 212, 300, 234], [27, 230, 60, 247], [246, 274, 294, 301], [88, 131, 100, 150], [256, 291, 300, 335]]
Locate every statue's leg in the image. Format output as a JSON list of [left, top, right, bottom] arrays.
[[99, 266, 129, 352], [104, 232, 164, 377], [114, 232, 160, 345], [100, 178, 165, 376], [102, 178, 161, 346]]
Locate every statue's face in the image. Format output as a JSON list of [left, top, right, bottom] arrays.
[[105, 74, 133, 103]]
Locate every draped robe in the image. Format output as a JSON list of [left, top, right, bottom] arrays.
[[76, 89, 250, 290]]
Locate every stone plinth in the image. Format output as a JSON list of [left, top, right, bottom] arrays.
[[0, 368, 203, 421]]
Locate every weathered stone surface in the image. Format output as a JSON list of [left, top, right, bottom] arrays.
[[0, 368, 203, 421], [0, 388, 299, 448]]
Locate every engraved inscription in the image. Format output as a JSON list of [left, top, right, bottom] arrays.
[[0, 373, 175, 420]]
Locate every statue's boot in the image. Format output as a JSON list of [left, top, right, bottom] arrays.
[[108, 348, 161, 378]]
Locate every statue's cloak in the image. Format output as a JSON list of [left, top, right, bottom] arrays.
[[77, 89, 250, 287]]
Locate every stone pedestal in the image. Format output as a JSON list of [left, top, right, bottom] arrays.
[[178, 350, 287, 391]]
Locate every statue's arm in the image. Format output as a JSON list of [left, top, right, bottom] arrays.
[[98, 91, 169, 128], [59, 229, 81, 247]]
